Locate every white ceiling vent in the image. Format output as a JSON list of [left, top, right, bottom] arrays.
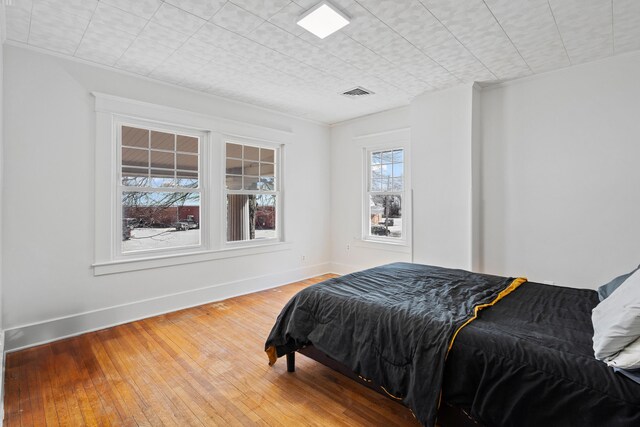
[[341, 86, 374, 97]]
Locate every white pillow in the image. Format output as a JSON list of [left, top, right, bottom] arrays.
[[605, 336, 640, 369], [592, 267, 640, 360]]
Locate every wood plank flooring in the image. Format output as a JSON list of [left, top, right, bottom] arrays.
[[4, 275, 419, 426]]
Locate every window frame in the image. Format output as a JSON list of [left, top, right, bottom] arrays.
[[357, 128, 411, 247], [222, 135, 283, 248], [114, 117, 209, 259]]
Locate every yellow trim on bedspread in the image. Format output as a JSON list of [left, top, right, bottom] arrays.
[[437, 276, 527, 418], [446, 276, 527, 355], [266, 346, 277, 366]]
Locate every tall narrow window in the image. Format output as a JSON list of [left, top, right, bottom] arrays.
[[367, 148, 404, 239], [120, 125, 202, 254], [225, 141, 279, 243]]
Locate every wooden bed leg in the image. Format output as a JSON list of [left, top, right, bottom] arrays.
[[286, 352, 295, 373]]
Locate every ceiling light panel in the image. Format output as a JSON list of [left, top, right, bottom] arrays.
[[297, 1, 350, 39]]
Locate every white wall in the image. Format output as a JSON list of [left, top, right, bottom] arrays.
[[481, 52, 640, 288], [329, 85, 481, 274], [2, 46, 331, 350], [331, 52, 640, 289], [329, 107, 412, 273], [410, 85, 478, 270], [0, 8, 5, 418]]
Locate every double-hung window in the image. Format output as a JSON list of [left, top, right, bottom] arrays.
[[119, 123, 204, 255], [365, 147, 407, 242], [225, 141, 280, 243]]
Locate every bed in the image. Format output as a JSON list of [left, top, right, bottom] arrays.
[[264, 262, 640, 426]]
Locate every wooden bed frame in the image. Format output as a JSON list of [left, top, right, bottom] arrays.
[[286, 345, 481, 427]]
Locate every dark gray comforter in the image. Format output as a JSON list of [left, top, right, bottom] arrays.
[[443, 281, 640, 426], [265, 262, 522, 426]]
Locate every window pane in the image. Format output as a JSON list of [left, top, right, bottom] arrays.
[[244, 176, 259, 190], [244, 146, 259, 161], [227, 194, 276, 242], [122, 191, 200, 252], [149, 169, 174, 187], [371, 152, 381, 165], [260, 148, 274, 162], [149, 171, 172, 185], [226, 175, 242, 190], [177, 170, 198, 179], [122, 174, 149, 187], [176, 154, 198, 171], [149, 178, 174, 187], [381, 150, 393, 164], [150, 131, 174, 150], [226, 158, 242, 175], [392, 177, 403, 191], [177, 135, 198, 153], [369, 195, 402, 238], [149, 168, 173, 177], [227, 143, 242, 158], [392, 149, 403, 163], [260, 162, 274, 177], [122, 147, 148, 168], [177, 180, 198, 188], [243, 160, 259, 176], [259, 176, 275, 190], [392, 163, 403, 178], [371, 179, 383, 191], [176, 171, 198, 188], [150, 150, 174, 169], [380, 177, 391, 192], [122, 126, 148, 148], [380, 164, 392, 177], [122, 166, 149, 180], [123, 166, 147, 175]]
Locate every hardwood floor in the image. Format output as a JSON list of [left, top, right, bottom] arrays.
[[4, 275, 419, 426]]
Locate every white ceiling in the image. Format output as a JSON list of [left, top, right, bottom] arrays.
[[5, 0, 640, 124]]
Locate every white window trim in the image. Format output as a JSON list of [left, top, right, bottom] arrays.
[[222, 135, 283, 249], [92, 93, 293, 275], [92, 242, 293, 276], [354, 128, 411, 248]]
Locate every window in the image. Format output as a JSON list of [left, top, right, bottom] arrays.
[[225, 141, 279, 243], [119, 124, 203, 255], [93, 93, 292, 275], [366, 148, 405, 241]]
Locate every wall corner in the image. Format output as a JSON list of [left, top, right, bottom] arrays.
[[470, 85, 483, 272]]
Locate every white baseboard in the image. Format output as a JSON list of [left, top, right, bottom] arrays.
[[4, 263, 331, 352], [328, 262, 364, 275], [0, 331, 5, 427]]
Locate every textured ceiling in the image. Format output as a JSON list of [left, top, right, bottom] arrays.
[[5, 0, 640, 124]]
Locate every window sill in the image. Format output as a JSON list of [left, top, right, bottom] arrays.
[[93, 242, 292, 276], [355, 239, 411, 253]]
